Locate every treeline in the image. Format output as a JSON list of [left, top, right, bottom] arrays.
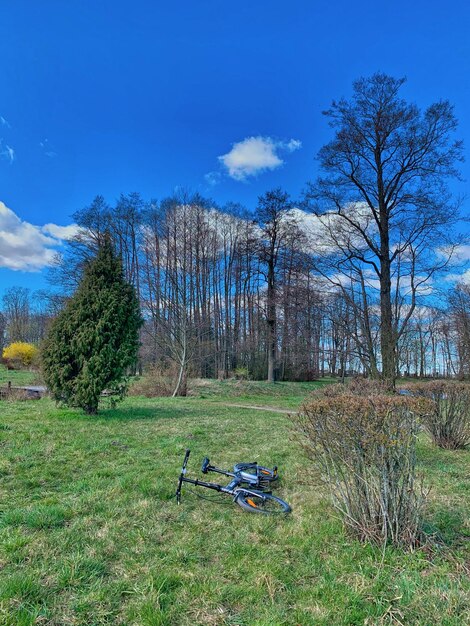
[[48, 190, 325, 384], [2, 191, 470, 382]]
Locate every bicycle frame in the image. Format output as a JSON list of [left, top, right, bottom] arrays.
[[175, 449, 272, 504]]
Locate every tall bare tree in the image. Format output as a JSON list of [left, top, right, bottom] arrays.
[[2, 287, 31, 343], [448, 284, 470, 378], [49, 195, 112, 292], [256, 189, 295, 382], [0, 312, 6, 353], [307, 73, 463, 386]]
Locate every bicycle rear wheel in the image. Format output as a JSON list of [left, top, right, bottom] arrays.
[[235, 491, 291, 515]]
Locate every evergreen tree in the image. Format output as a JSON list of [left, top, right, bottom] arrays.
[[42, 238, 142, 414]]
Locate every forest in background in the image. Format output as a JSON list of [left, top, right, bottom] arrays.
[[2, 189, 470, 384]]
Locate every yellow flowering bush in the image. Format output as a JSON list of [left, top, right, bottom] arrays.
[[2, 342, 39, 368]]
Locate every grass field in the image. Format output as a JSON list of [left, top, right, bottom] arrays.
[[189, 378, 335, 410], [0, 366, 38, 387], [0, 370, 469, 625]]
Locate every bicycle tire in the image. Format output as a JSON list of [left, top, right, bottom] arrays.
[[235, 490, 291, 515]]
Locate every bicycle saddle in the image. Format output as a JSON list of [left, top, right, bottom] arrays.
[[201, 457, 211, 474]]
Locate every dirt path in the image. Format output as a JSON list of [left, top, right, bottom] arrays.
[[223, 403, 293, 414]]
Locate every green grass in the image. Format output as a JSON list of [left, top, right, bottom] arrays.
[[0, 364, 38, 387], [190, 377, 335, 409], [0, 385, 469, 625]]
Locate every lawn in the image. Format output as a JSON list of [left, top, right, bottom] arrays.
[[0, 380, 469, 625], [0, 366, 38, 387], [189, 378, 335, 410]]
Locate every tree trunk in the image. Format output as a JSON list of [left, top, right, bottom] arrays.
[[380, 256, 396, 388], [173, 351, 187, 397], [267, 258, 276, 383]]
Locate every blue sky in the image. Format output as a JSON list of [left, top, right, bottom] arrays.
[[1, 0, 469, 294]]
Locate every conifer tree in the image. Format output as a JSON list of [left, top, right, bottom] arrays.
[[42, 237, 142, 414]]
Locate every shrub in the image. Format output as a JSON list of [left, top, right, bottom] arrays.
[[2, 342, 39, 369], [344, 377, 392, 396], [42, 239, 143, 414], [1, 388, 31, 402], [233, 367, 249, 380], [294, 394, 430, 548], [403, 381, 470, 450], [129, 365, 175, 397], [307, 378, 391, 401]]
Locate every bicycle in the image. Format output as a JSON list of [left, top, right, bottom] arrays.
[[175, 449, 291, 515]]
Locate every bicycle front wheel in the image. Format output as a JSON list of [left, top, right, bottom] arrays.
[[235, 491, 291, 515]]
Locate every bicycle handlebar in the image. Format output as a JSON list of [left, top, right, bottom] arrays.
[[182, 449, 190, 470], [176, 449, 191, 503]]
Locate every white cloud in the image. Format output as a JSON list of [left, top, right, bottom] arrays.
[[0, 116, 10, 128], [447, 245, 470, 263], [218, 136, 302, 181], [204, 171, 221, 187], [285, 138, 302, 152], [0, 201, 77, 271], [40, 138, 57, 158], [443, 269, 470, 284], [456, 270, 470, 285], [0, 140, 15, 163], [287, 205, 371, 256], [438, 244, 470, 283], [42, 223, 79, 240]]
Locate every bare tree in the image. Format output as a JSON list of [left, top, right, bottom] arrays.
[[0, 312, 6, 353], [2, 287, 31, 342], [448, 284, 470, 378], [256, 188, 300, 383], [49, 195, 112, 292], [256, 188, 296, 382], [306, 73, 463, 386], [141, 195, 210, 395]]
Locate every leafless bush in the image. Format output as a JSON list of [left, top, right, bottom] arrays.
[[129, 365, 177, 397], [0, 388, 31, 402], [346, 377, 392, 396], [294, 394, 430, 548], [403, 381, 470, 450], [1, 356, 19, 370], [317, 378, 391, 399]]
